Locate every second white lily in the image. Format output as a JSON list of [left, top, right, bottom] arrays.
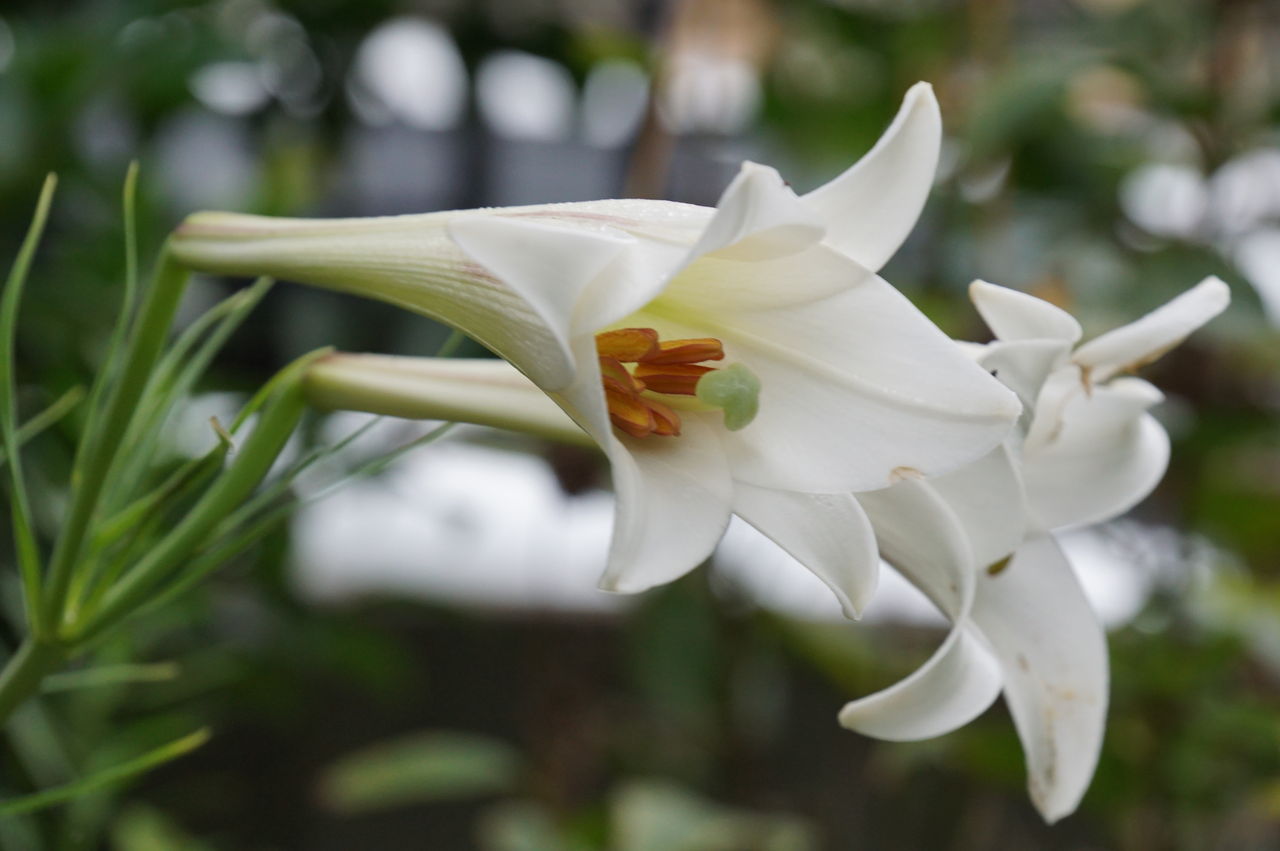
[[839, 276, 1230, 822]]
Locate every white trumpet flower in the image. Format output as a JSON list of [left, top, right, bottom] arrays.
[[294, 276, 1227, 822], [172, 83, 1019, 613], [840, 276, 1230, 822]]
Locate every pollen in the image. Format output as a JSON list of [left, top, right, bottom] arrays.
[[595, 328, 726, 438]]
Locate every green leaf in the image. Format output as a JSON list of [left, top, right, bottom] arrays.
[[83, 163, 144, 471], [0, 728, 210, 818], [434, 328, 465, 358], [1, 174, 58, 625], [40, 662, 180, 693], [70, 349, 323, 642], [92, 443, 229, 554], [40, 251, 191, 636], [0, 385, 86, 468], [109, 417, 452, 627], [318, 731, 522, 815], [72, 443, 229, 616], [104, 276, 273, 508]]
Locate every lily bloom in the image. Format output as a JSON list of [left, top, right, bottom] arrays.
[[295, 276, 1227, 820], [171, 83, 1019, 610], [840, 276, 1230, 821]]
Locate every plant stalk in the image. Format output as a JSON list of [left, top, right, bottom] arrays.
[[0, 638, 66, 727]]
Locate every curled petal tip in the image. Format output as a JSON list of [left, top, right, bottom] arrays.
[[596, 572, 647, 595], [968, 278, 1000, 298], [1196, 274, 1232, 306], [1031, 792, 1075, 825], [736, 160, 776, 178], [827, 585, 866, 622], [800, 79, 941, 271], [835, 703, 860, 732], [904, 80, 937, 102]]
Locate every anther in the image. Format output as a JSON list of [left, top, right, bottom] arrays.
[[595, 327, 729, 438]]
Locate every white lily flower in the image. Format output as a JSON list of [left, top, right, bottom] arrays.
[[977, 276, 1230, 530], [840, 276, 1230, 822], [299, 276, 1226, 821], [171, 83, 1020, 612]]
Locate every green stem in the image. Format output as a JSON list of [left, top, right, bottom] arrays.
[[39, 249, 189, 636], [0, 638, 66, 727]]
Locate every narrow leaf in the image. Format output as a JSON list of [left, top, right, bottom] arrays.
[[105, 277, 272, 510], [71, 349, 325, 641], [138, 419, 452, 621], [78, 164, 145, 521], [40, 251, 190, 634], [40, 662, 180, 693], [318, 731, 521, 814], [1, 175, 58, 623], [0, 385, 86, 467], [0, 728, 210, 818]]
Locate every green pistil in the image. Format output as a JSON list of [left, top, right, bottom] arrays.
[[695, 363, 761, 431]]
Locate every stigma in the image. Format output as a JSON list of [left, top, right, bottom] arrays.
[[595, 328, 724, 438]]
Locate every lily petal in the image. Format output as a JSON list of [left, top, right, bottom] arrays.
[[653, 240, 860, 317], [688, 162, 825, 263], [447, 216, 636, 389], [1023, 366, 1088, 454], [803, 82, 942, 271], [928, 445, 1027, 570], [841, 479, 1004, 739], [170, 211, 583, 390], [840, 624, 1002, 741], [972, 533, 1108, 823], [1023, 378, 1170, 529], [657, 253, 1022, 493], [970, 280, 1083, 344], [732, 484, 878, 619], [1072, 276, 1230, 383], [598, 413, 734, 594], [978, 338, 1073, 408]]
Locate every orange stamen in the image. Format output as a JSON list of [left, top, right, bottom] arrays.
[[639, 338, 724, 365], [633, 362, 714, 396], [644, 397, 682, 436], [606, 388, 658, 438], [598, 356, 646, 395], [595, 328, 725, 438], [596, 327, 659, 362]]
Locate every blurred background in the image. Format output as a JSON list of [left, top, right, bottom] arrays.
[[1, 0, 1279, 848]]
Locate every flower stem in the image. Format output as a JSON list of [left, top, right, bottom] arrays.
[[0, 638, 66, 727]]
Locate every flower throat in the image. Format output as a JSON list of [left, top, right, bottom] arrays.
[[595, 328, 760, 438]]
